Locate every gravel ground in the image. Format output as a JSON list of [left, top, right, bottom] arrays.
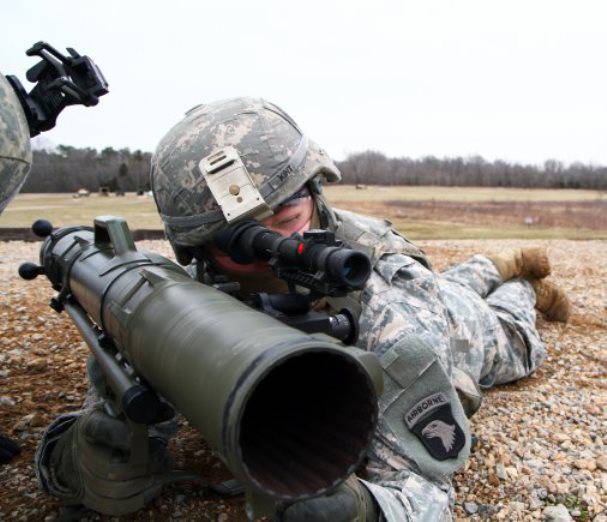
[[0, 239, 605, 521]]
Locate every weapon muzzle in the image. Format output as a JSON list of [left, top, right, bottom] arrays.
[[240, 350, 376, 498]]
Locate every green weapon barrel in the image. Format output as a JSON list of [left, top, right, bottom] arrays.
[[20, 216, 383, 506]]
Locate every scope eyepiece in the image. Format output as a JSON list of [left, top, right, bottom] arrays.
[[325, 249, 371, 288]]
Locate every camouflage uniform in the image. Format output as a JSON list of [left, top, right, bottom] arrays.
[[0, 73, 32, 213], [327, 208, 545, 521]]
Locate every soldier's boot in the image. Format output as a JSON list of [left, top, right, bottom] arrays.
[[488, 247, 551, 281], [531, 279, 571, 323]]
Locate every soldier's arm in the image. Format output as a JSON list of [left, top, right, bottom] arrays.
[[353, 254, 472, 521]]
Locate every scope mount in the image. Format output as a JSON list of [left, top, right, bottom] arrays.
[[6, 41, 108, 136]]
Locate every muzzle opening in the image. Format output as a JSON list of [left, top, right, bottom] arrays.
[[239, 351, 376, 499]]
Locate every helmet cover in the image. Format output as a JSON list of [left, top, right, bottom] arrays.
[[151, 97, 340, 247]]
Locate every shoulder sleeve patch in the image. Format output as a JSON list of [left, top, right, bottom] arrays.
[[406, 395, 466, 461]]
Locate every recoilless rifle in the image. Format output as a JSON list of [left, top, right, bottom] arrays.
[[19, 216, 383, 518]]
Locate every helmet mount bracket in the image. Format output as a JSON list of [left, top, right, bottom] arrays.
[[199, 146, 272, 224], [6, 41, 108, 137]]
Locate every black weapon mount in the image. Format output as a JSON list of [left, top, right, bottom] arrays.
[[6, 41, 108, 136]]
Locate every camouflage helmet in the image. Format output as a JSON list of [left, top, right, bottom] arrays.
[[0, 73, 32, 213], [151, 97, 341, 249]]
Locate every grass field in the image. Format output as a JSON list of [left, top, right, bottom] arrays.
[[326, 185, 607, 202], [1, 186, 606, 239]]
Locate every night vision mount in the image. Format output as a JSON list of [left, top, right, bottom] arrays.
[[6, 41, 108, 137]]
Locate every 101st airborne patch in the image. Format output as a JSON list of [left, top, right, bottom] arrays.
[[404, 392, 466, 460]]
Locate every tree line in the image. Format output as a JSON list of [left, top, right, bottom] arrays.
[[338, 152, 607, 189], [21, 147, 607, 192], [23, 146, 152, 193]]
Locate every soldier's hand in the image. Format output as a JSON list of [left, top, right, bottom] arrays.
[[37, 405, 171, 516], [281, 475, 379, 522], [0, 433, 20, 464]]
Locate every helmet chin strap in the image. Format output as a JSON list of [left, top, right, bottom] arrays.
[[309, 198, 321, 229], [308, 178, 337, 231]]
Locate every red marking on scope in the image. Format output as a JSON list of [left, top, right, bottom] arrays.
[[297, 243, 305, 255]]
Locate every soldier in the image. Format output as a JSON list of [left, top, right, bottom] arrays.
[[1, 43, 106, 465], [37, 97, 569, 520]]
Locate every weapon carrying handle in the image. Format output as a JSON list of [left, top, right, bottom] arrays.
[[94, 216, 137, 256]]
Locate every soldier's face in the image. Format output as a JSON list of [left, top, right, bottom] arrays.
[[210, 195, 315, 275]]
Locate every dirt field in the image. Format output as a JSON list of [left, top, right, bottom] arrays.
[[1, 238, 605, 521], [1, 186, 606, 240]]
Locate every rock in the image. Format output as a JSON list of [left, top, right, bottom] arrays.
[[26, 357, 47, 372], [574, 458, 597, 471], [535, 487, 548, 500], [529, 496, 544, 509], [488, 473, 500, 486], [217, 514, 228, 522], [16, 414, 35, 430], [526, 458, 544, 470], [496, 463, 507, 480], [476, 504, 497, 518], [29, 412, 45, 427], [16, 413, 44, 429], [543, 504, 573, 522], [505, 466, 518, 479], [0, 395, 16, 406], [510, 501, 525, 512], [597, 455, 607, 471], [464, 502, 478, 514]]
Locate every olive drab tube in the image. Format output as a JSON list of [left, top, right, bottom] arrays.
[[22, 216, 383, 506]]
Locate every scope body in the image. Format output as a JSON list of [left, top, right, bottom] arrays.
[[30, 217, 382, 505], [215, 221, 372, 293]]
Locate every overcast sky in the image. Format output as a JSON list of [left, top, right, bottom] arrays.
[[2, 0, 606, 164]]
